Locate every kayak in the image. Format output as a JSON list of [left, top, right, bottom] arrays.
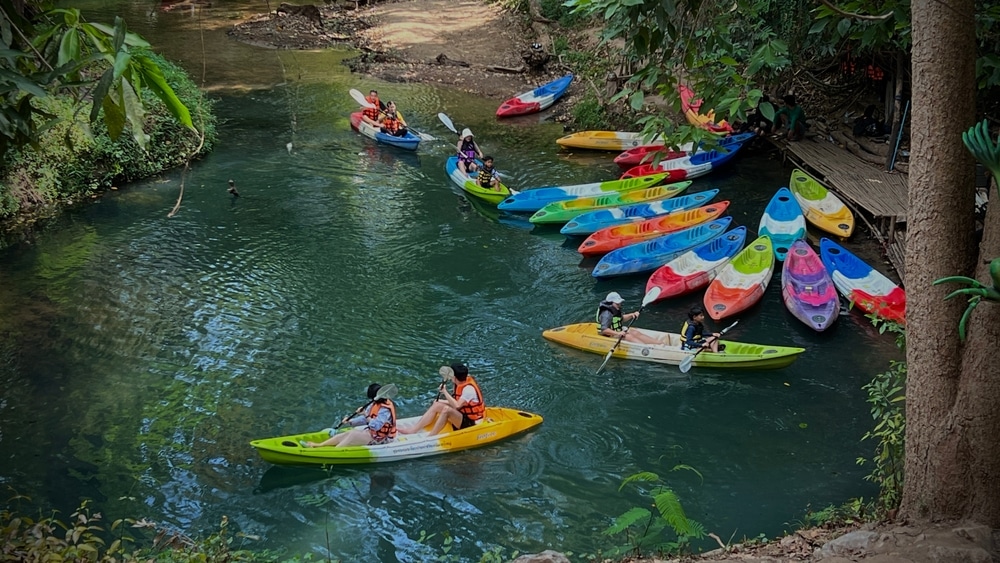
[[250, 407, 543, 466], [614, 145, 690, 169], [498, 174, 667, 213], [619, 142, 746, 180], [542, 323, 805, 370], [819, 238, 906, 324], [350, 112, 422, 151], [788, 168, 855, 238], [612, 132, 753, 169], [556, 130, 664, 151], [591, 217, 733, 278], [645, 226, 748, 302], [529, 181, 691, 224], [496, 74, 574, 117], [446, 156, 516, 205], [678, 84, 734, 134], [758, 186, 806, 261], [561, 189, 720, 236], [782, 240, 839, 331], [703, 235, 775, 320], [579, 201, 731, 255]]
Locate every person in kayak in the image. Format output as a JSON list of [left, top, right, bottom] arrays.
[[456, 128, 484, 175], [378, 101, 409, 137], [361, 89, 383, 127], [597, 292, 660, 345], [680, 306, 724, 353], [398, 363, 485, 436], [302, 383, 397, 447], [477, 155, 500, 190]]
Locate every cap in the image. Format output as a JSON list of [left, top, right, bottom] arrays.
[[605, 292, 624, 304], [367, 383, 382, 399], [461, 128, 474, 138]]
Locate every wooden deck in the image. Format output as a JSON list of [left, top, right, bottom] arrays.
[[776, 135, 908, 283]]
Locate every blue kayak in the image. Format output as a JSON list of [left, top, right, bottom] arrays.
[[758, 187, 806, 261], [350, 112, 421, 151], [592, 217, 734, 278], [497, 174, 667, 212], [561, 189, 720, 235]]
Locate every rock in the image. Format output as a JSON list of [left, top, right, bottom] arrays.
[[509, 550, 571, 563], [815, 530, 879, 559]]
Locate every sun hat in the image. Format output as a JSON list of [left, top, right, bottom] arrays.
[[605, 292, 624, 304], [461, 128, 474, 138]]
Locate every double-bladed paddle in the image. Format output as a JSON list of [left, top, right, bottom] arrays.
[[348, 89, 436, 141], [678, 320, 739, 373], [334, 383, 399, 429], [596, 286, 662, 374]]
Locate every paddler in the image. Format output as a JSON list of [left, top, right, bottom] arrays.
[[302, 383, 397, 448], [398, 363, 485, 436], [680, 306, 725, 353], [597, 292, 660, 344]]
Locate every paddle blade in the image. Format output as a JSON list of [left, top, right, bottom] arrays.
[[350, 88, 375, 109], [438, 365, 454, 380], [642, 286, 662, 307], [438, 112, 457, 133], [596, 349, 615, 374], [376, 383, 398, 400], [679, 353, 695, 373]]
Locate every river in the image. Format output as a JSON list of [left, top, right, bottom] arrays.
[[0, 2, 901, 561]]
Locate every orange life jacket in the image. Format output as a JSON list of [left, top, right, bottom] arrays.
[[381, 111, 402, 134], [453, 376, 485, 421], [363, 96, 381, 121], [368, 400, 397, 441]]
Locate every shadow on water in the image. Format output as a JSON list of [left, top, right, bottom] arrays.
[[255, 465, 397, 499]]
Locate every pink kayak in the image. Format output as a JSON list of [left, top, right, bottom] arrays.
[[781, 240, 839, 331]]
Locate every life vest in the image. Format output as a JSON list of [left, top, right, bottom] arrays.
[[368, 400, 397, 441], [459, 139, 477, 163], [680, 320, 704, 344], [595, 301, 623, 332], [477, 165, 496, 188], [363, 95, 381, 121], [453, 376, 485, 421], [381, 111, 402, 134]]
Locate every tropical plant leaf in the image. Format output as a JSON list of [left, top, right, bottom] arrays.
[[619, 471, 660, 491], [135, 54, 194, 130], [603, 506, 651, 535]]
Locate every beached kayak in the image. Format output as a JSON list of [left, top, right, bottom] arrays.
[[782, 240, 839, 331], [561, 189, 720, 236], [819, 238, 906, 324], [350, 112, 422, 151], [578, 201, 730, 255], [556, 131, 664, 151], [703, 235, 775, 320], [678, 84, 734, 133], [250, 407, 543, 466], [613, 145, 691, 169], [498, 174, 667, 213], [759, 187, 806, 261], [645, 226, 747, 302], [446, 156, 516, 205], [788, 169, 855, 238], [496, 74, 574, 117], [529, 181, 691, 224], [542, 323, 805, 370], [619, 142, 746, 180], [591, 217, 733, 278]]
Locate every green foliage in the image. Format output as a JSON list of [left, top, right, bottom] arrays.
[[797, 498, 868, 529], [856, 318, 906, 513], [540, 0, 587, 25], [603, 468, 707, 559], [570, 91, 608, 130]]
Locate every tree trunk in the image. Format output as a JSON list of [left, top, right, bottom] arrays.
[[902, 0, 1000, 526]]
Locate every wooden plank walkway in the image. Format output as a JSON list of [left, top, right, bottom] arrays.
[[775, 135, 909, 283]]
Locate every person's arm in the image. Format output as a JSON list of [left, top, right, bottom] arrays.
[[474, 141, 484, 159], [456, 139, 463, 155], [367, 406, 392, 432]]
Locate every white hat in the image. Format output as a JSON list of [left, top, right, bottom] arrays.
[[461, 128, 474, 138], [605, 292, 624, 304]]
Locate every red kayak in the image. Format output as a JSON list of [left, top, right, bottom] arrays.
[[613, 145, 690, 169]]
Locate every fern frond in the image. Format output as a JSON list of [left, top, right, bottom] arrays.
[[652, 488, 693, 536], [671, 464, 704, 483], [684, 519, 707, 539], [619, 471, 660, 491], [604, 507, 651, 536]]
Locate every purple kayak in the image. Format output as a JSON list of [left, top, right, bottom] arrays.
[[781, 240, 839, 331]]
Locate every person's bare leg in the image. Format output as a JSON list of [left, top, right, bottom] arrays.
[[398, 402, 445, 434], [306, 429, 353, 447], [625, 329, 660, 345], [427, 409, 462, 437], [334, 428, 374, 447]]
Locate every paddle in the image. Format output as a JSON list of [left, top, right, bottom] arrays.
[[433, 365, 453, 405], [596, 287, 662, 374], [334, 383, 399, 430], [438, 112, 458, 134], [678, 320, 739, 373], [348, 89, 436, 141]]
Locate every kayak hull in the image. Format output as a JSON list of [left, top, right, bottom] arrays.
[[789, 169, 855, 238], [619, 135, 751, 180], [446, 156, 515, 205], [678, 84, 735, 133], [614, 145, 691, 169], [759, 187, 806, 261], [542, 323, 805, 370], [645, 225, 747, 301], [591, 217, 734, 278], [529, 181, 691, 224], [556, 131, 664, 151], [578, 201, 731, 255], [703, 235, 775, 320], [496, 74, 573, 117], [250, 407, 543, 466], [561, 189, 719, 236], [819, 238, 906, 324], [782, 240, 839, 331], [498, 174, 667, 212], [350, 112, 422, 151]]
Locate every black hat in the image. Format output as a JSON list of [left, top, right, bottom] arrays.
[[367, 383, 382, 399], [451, 363, 469, 377]]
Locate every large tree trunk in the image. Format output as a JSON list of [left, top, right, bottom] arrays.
[[902, 0, 1000, 525]]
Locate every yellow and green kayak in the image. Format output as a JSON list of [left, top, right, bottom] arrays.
[[250, 407, 543, 466], [529, 181, 692, 224], [542, 323, 805, 370], [556, 130, 665, 151]]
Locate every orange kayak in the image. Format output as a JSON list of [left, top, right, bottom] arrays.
[[578, 201, 731, 256]]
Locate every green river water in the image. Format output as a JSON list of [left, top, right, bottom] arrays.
[[0, 2, 902, 560]]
